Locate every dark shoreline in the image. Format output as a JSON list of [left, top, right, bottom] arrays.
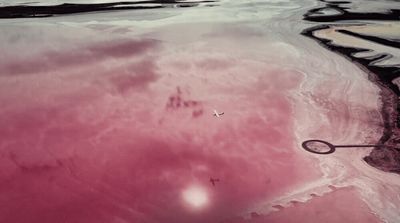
[[303, 0, 400, 174], [304, 0, 400, 22], [0, 0, 216, 18]]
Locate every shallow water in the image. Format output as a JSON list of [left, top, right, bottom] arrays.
[[0, 0, 399, 222]]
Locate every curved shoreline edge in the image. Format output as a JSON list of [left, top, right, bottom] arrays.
[[302, 2, 400, 173], [0, 0, 217, 19]]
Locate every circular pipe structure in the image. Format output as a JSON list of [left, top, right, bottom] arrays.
[[301, 139, 382, 155]]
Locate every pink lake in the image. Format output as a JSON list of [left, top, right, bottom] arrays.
[[0, 0, 399, 223]]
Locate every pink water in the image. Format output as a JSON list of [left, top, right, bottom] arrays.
[[0, 20, 385, 223]]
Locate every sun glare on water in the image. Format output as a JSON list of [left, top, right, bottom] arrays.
[[182, 186, 208, 208]]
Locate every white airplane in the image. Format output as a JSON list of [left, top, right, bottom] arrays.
[[213, 109, 224, 117]]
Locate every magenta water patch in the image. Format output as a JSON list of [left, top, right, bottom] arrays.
[[0, 32, 321, 222]]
